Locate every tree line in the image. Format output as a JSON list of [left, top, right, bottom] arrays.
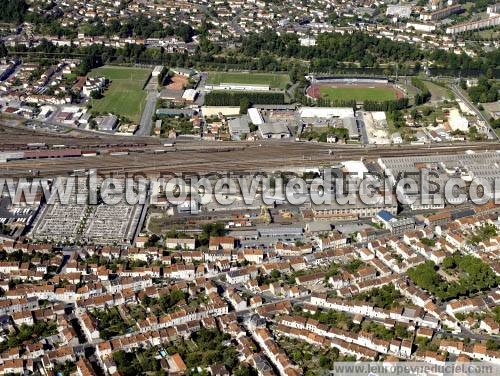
[[411, 78, 432, 106], [0, 0, 28, 23], [239, 30, 500, 72], [6, 35, 499, 80], [467, 77, 499, 103], [81, 16, 196, 42], [364, 98, 409, 111], [316, 97, 357, 109], [157, 66, 170, 86], [5, 31, 499, 82]]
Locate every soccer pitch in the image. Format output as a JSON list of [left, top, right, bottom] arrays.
[[88, 66, 152, 123], [206, 71, 290, 90], [319, 86, 397, 102]]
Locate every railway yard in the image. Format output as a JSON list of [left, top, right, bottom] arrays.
[[1, 123, 500, 177]]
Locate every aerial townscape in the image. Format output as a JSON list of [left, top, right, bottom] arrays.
[[0, 0, 500, 375]]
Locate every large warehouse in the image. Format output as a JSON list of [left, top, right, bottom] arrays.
[[299, 107, 355, 119]]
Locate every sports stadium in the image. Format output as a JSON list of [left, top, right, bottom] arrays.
[[306, 76, 407, 103]]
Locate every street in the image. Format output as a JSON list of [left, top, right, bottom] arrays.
[[450, 84, 499, 141], [136, 78, 159, 137]]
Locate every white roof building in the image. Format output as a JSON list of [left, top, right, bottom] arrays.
[[386, 5, 412, 18], [248, 108, 264, 125], [152, 66, 164, 77], [39, 105, 55, 119], [341, 160, 369, 179], [448, 108, 469, 132], [392, 133, 403, 144], [182, 89, 197, 102], [371, 111, 387, 122], [406, 22, 436, 32], [299, 37, 316, 46], [299, 107, 355, 119]]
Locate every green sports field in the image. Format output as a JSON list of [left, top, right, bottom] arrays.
[[320, 86, 397, 102], [206, 71, 290, 90], [88, 66, 151, 123]]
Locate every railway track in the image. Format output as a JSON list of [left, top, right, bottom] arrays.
[[2, 141, 499, 178]]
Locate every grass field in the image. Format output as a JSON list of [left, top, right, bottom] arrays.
[[423, 80, 453, 102], [88, 66, 151, 123], [206, 71, 290, 90], [319, 86, 397, 102]]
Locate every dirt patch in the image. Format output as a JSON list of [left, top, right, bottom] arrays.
[[166, 74, 188, 91]]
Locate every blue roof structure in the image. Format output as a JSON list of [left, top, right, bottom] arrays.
[[377, 210, 395, 222]]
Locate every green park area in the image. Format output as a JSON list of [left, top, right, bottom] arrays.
[[422, 80, 453, 101], [408, 251, 499, 301], [88, 66, 151, 123]]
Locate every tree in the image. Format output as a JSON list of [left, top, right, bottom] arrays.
[[89, 119, 98, 130], [468, 78, 499, 104], [411, 78, 431, 105], [234, 365, 258, 376], [159, 289, 186, 311], [157, 66, 169, 85], [270, 269, 281, 280], [0, 223, 10, 235], [441, 256, 456, 270], [0, 0, 28, 23], [198, 222, 227, 245], [175, 24, 195, 42], [90, 90, 103, 99], [409, 255, 499, 300], [486, 339, 500, 351], [407, 261, 443, 296], [0, 42, 8, 58], [239, 97, 249, 114]]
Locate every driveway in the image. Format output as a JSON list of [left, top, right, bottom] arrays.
[[136, 89, 158, 136]]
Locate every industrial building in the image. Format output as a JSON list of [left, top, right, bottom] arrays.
[[95, 114, 118, 132], [309, 198, 398, 220], [299, 107, 355, 119], [204, 83, 270, 92], [257, 225, 303, 238], [248, 108, 264, 125], [447, 109, 469, 133], [228, 116, 251, 140], [182, 89, 198, 102], [379, 152, 500, 210], [259, 122, 291, 139], [375, 210, 416, 234], [343, 117, 361, 141]]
